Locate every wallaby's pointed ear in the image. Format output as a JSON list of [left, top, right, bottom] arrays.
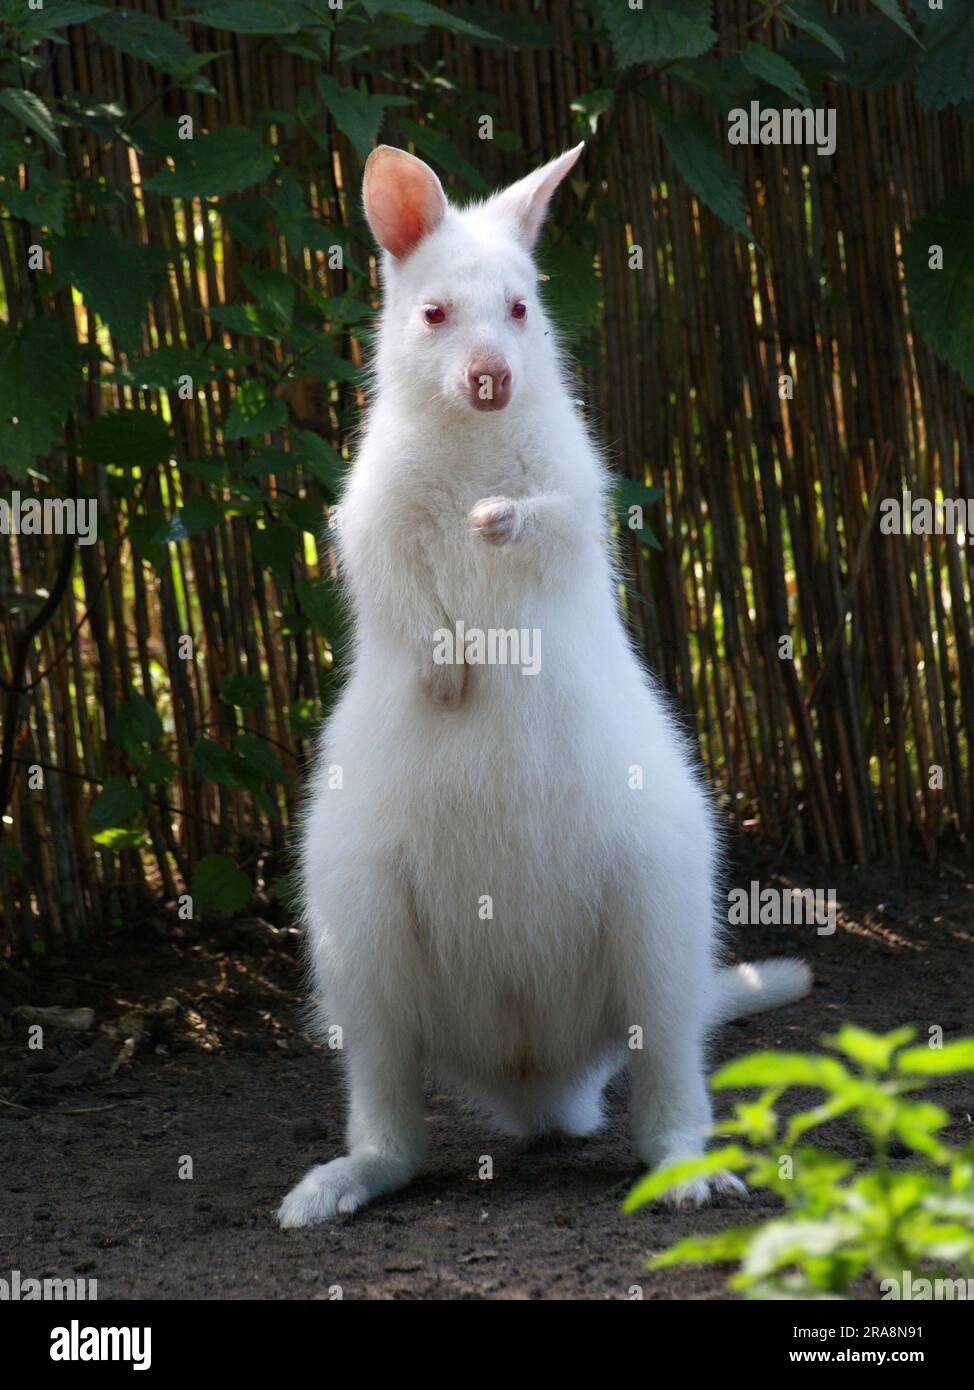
[[488, 143, 584, 250], [363, 145, 447, 259]]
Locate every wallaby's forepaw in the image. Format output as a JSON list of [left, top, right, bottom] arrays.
[[278, 1153, 412, 1227], [470, 496, 519, 545], [420, 648, 466, 708]]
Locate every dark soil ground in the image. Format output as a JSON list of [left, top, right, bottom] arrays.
[[3, 840, 972, 1301]]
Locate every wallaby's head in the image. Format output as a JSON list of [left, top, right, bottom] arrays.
[[363, 143, 583, 416]]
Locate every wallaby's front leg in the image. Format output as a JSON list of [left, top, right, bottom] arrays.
[[343, 494, 466, 706], [469, 491, 593, 577], [278, 869, 428, 1227], [278, 1026, 426, 1225]]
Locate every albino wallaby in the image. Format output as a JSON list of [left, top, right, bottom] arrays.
[[278, 143, 810, 1227]]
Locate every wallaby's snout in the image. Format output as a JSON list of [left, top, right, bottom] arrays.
[[466, 355, 512, 411]]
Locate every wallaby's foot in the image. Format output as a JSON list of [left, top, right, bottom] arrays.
[[278, 1151, 416, 1227], [661, 1168, 747, 1211], [470, 496, 519, 545], [640, 1131, 747, 1210]]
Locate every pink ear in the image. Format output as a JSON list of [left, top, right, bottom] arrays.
[[363, 146, 447, 259], [488, 143, 584, 249]]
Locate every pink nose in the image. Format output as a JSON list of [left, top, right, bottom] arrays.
[[466, 356, 512, 410]]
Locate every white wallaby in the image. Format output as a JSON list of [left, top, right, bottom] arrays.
[[278, 144, 810, 1227]]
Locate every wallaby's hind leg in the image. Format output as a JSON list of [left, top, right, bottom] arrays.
[[607, 875, 747, 1210]]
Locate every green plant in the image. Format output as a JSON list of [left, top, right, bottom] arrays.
[[624, 1026, 974, 1299]]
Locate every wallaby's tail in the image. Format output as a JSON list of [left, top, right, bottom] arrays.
[[715, 958, 812, 1024]]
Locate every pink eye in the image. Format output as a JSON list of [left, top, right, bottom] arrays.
[[511, 300, 527, 320], [423, 304, 446, 325]]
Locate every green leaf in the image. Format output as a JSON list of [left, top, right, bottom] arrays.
[[108, 693, 164, 752], [0, 90, 63, 155], [870, 0, 918, 41], [783, 16, 915, 92], [92, 7, 209, 81], [669, 54, 757, 113], [623, 1146, 748, 1211], [235, 733, 288, 783], [295, 430, 345, 496], [92, 825, 146, 850], [219, 673, 266, 709], [915, 0, 974, 110], [892, 1099, 951, 1159], [645, 88, 757, 248], [644, 88, 761, 248], [0, 164, 69, 233], [240, 266, 295, 325], [185, 0, 312, 32], [398, 116, 486, 189], [896, 1040, 974, 1075], [252, 525, 300, 583], [191, 853, 252, 915], [284, 499, 324, 536], [81, 410, 173, 470], [288, 697, 320, 740], [648, 1226, 755, 1268], [712, 1051, 851, 1091], [902, 184, 974, 387], [190, 737, 243, 789], [140, 750, 177, 785], [25, 2, 110, 35], [317, 75, 411, 161], [224, 380, 287, 438], [205, 302, 281, 339], [128, 510, 168, 567], [156, 494, 224, 541], [87, 776, 141, 832], [594, 0, 716, 68], [56, 229, 168, 352], [740, 42, 811, 105], [109, 344, 241, 391], [453, 3, 555, 48], [782, 2, 846, 61], [0, 317, 83, 477], [223, 196, 273, 246], [741, 1216, 859, 1279], [612, 476, 664, 550], [536, 239, 601, 343], [143, 127, 275, 199], [362, 0, 497, 40], [824, 1024, 916, 1071], [296, 576, 348, 646], [571, 89, 614, 135]]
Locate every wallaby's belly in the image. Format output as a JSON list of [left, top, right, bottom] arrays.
[[306, 578, 700, 1065]]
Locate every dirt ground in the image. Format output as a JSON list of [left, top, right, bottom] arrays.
[[2, 838, 972, 1301]]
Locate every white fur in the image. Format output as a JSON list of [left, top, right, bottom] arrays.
[[278, 147, 810, 1229]]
